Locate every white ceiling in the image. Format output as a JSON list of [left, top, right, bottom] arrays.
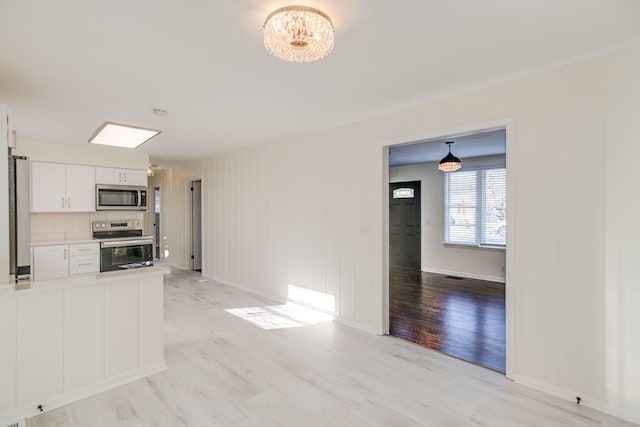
[[389, 129, 506, 167], [1, 1, 639, 163]]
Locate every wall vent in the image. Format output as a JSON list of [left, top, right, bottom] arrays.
[[444, 275, 465, 280]]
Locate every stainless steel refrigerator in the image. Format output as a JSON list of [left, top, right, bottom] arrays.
[[8, 155, 30, 280]]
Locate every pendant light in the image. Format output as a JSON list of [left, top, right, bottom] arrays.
[[438, 141, 462, 172]]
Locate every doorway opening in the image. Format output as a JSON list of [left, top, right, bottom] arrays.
[[153, 186, 160, 260], [387, 128, 507, 374], [190, 180, 202, 272]]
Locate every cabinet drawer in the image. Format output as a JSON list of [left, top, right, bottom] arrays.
[[69, 255, 100, 275], [69, 243, 99, 257]]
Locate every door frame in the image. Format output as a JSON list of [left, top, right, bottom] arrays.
[[185, 175, 205, 272], [381, 118, 515, 379]]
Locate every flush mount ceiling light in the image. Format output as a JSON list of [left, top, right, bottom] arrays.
[[263, 5, 334, 63], [438, 141, 462, 172], [89, 122, 161, 149]]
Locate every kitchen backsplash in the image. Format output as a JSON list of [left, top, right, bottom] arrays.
[[31, 212, 144, 241]]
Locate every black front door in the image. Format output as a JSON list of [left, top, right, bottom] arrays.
[[389, 181, 421, 270]]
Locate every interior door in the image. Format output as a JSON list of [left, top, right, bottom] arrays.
[[389, 181, 421, 270], [191, 180, 202, 271]]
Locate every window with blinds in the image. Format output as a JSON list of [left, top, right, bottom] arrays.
[[444, 167, 506, 247]]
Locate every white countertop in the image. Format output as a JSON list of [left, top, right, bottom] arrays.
[[10, 265, 171, 294], [31, 232, 98, 247], [31, 238, 100, 247]]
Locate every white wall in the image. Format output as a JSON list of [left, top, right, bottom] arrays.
[[0, 104, 9, 284], [390, 156, 506, 281], [12, 139, 148, 169], [152, 47, 640, 422], [603, 49, 640, 422]]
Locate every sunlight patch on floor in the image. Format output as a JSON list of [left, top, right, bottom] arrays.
[[225, 302, 334, 330], [287, 284, 335, 313]]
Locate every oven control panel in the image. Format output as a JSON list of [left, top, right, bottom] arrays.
[[93, 220, 143, 231]]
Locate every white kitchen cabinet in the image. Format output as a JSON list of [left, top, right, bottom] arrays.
[[32, 242, 99, 280], [68, 243, 100, 276], [122, 168, 147, 186], [31, 161, 66, 212], [31, 162, 96, 213], [66, 164, 96, 211], [96, 166, 147, 186], [33, 245, 69, 281]]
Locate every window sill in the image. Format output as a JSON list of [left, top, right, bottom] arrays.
[[443, 243, 506, 252]]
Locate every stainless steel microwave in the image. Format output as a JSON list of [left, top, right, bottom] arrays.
[[96, 185, 147, 211]]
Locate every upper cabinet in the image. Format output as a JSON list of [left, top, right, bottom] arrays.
[[32, 162, 96, 213], [96, 167, 147, 187]]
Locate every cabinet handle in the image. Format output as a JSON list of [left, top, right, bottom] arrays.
[[78, 248, 91, 252], [78, 263, 92, 266], [64, 249, 67, 260], [124, 172, 127, 183], [67, 198, 71, 209], [119, 172, 123, 183], [61, 197, 65, 208]]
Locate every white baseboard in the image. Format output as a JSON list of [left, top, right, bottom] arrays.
[[0, 362, 166, 422], [202, 274, 287, 305], [513, 374, 640, 425], [422, 267, 505, 283], [333, 317, 381, 335]]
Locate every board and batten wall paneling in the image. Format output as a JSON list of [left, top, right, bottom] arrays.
[[0, 292, 17, 411], [16, 291, 64, 405], [603, 47, 640, 421], [106, 279, 140, 377], [151, 46, 640, 422], [64, 284, 105, 391]]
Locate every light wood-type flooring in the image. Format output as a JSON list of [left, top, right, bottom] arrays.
[[29, 267, 634, 426], [390, 268, 506, 373]]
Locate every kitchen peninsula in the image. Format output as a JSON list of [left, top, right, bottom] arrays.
[[0, 265, 169, 421]]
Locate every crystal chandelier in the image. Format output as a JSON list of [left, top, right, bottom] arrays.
[[263, 6, 334, 63]]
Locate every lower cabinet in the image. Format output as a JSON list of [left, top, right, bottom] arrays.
[[32, 243, 100, 281], [32, 245, 69, 282]]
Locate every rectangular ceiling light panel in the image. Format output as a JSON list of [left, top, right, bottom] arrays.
[[89, 122, 161, 148]]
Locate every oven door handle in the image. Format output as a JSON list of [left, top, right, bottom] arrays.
[[101, 239, 153, 248]]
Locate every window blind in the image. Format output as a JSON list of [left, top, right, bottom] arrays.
[[444, 167, 506, 247]]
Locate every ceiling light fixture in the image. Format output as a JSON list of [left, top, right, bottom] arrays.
[[438, 141, 462, 172], [89, 122, 161, 149], [263, 5, 334, 63], [147, 164, 157, 177]]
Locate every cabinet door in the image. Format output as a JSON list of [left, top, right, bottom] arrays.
[[66, 164, 96, 212], [31, 162, 67, 212], [33, 245, 69, 281], [95, 166, 123, 185], [122, 168, 147, 186]]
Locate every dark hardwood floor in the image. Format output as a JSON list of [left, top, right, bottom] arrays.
[[389, 268, 506, 373]]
